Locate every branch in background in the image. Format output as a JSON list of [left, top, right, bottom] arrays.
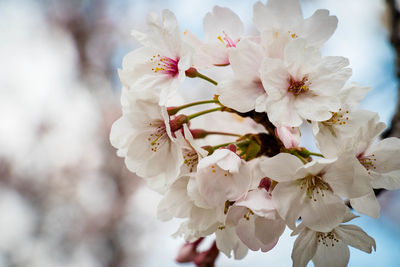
[[383, 0, 400, 138]]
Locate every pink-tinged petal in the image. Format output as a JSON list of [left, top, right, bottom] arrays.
[[335, 224, 376, 253], [217, 79, 265, 113], [215, 226, 248, 259], [300, 9, 338, 47], [204, 6, 244, 43], [272, 181, 306, 229], [292, 228, 318, 267], [266, 94, 303, 127], [253, 0, 303, 32], [312, 239, 349, 267], [350, 191, 380, 219], [275, 126, 300, 148], [300, 190, 346, 232], [234, 189, 276, 218], [259, 153, 303, 182], [234, 215, 278, 252], [254, 216, 286, 248]]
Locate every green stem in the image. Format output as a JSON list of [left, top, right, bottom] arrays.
[[187, 107, 223, 120], [205, 131, 241, 137], [168, 99, 220, 115], [211, 142, 234, 150], [308, 152, 324, 157], [196, 72, 218, 86], [292, 151, 308, 164]]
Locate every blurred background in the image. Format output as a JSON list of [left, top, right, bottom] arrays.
[[0, 0, 399, 266]]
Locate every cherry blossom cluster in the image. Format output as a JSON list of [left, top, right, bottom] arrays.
[[110, 0, 400, 266]]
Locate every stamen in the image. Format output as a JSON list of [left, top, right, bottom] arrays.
[[358, 154, 377, 174], [147, 121, 168, 152], [183, 149, 198, 173], [317, 232, 340, 247], [217, 31, 238, 48], [150, 54, 179, 77], [323, 109, 350, 127], [297, 174, 332, 201], [243, 208, 254, 221]]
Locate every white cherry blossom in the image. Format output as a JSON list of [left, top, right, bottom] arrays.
[[216, 38, 267, 113], [312, 83, 372, 158], [225, 186, 286, 252], [260, 153, 370, 231], [259, 38, 352, 127], [254, 0, 337, 58], [291, 213, 376, 267], [195, 148, 252, 211], [184, 6, 244, 68], [118, 9, 191, 105], [110, 90, 184, 184]]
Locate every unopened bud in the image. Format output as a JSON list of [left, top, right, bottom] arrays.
[[176, 238, 204, 263], [190, 129, 208, 139], [275, 126, 300, 149], [258, 177, 272, 192], [193, 241, 219, 267], [170, 114, 189, 132], [185, 67, 199, 78]]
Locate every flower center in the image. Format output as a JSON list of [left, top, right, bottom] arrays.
[[358, 154, 377, 174], [323, 108, 350, 126], [147, 121, 168, 152], [150, 54, 179, 77], [297, 174, 332, 201], [287, 76, 310, 95], [317, 231, 339, 247], [217, 31, 238, 48]]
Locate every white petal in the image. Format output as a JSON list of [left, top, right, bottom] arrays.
[[300, 190, 346, 232], [157, 177, 193, 221], [312, 239, 349, 267], [284, 38, 321, 78], [339, 83, 371, 110], [335, 224, 376, 253], [350, 191, 380, 219], [300, 9, 338, 47], [324, 155, 371, 199], [266, 95, 303, 127], [215, 226, 248, 259], [253, 0, 302, 32], [259, 153, 303, 182], [260, 57, 289, 100], [217, 80, 265, 113], [295, 95, 340, 122], [291, 228, 318, 267], [272, 181, 306, 229], [254, 216, 286, 248], [204, 6, 244, 43], [368, 137, 400, 174], [230, 38, 265, 79]]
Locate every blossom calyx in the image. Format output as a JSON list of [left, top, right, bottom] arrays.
[[170, 114, 189, 132]]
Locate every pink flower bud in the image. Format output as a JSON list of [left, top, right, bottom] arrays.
[[275, 126, 300, 149], [175, 238, 204, 263], [193, 241, 219, 267]]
